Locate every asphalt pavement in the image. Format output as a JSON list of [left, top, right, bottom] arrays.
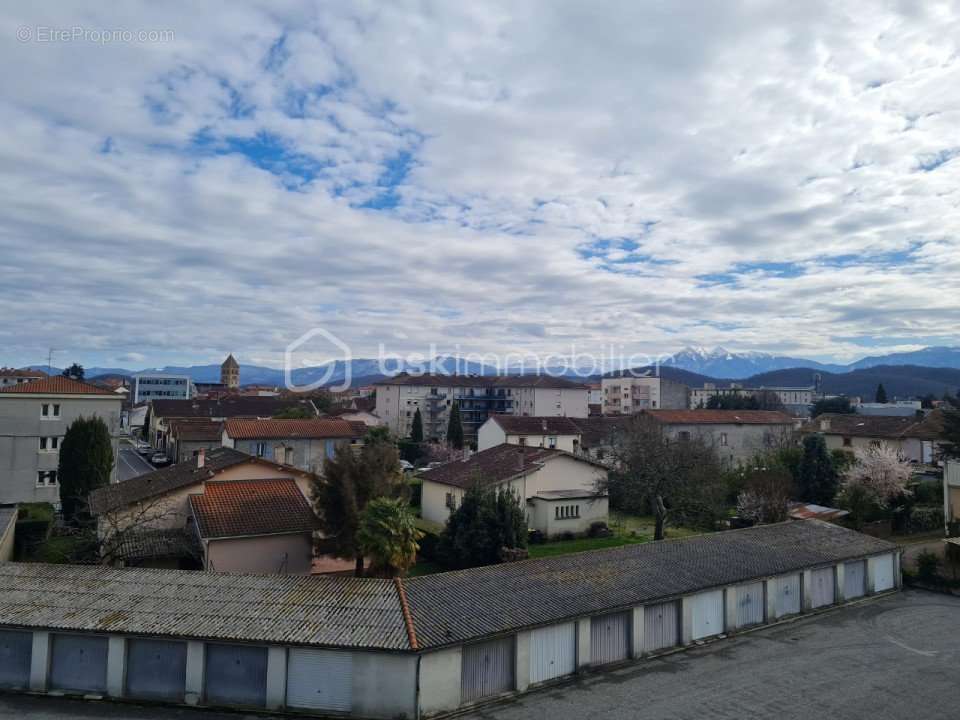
[[117, 442, 155, 481], [1, 591, 957, 720]]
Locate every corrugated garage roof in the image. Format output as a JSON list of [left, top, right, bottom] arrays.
[[0, 563, 411, 651], [0, 521, 896, 652], [403, 520, 897, 648]]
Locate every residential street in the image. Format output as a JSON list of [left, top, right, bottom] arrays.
[[117, 442, 154, 481], [2, 591, 958, 720]]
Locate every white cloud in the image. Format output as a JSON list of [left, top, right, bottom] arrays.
[[0, 1, 959, 368]]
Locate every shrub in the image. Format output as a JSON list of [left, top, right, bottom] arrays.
[[557, 531, 576, 542], [916, 549, 941, 583], [588, 521, 611, 538], [528, 529, 546, 545]]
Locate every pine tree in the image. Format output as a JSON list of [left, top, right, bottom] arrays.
[[411, 407, 424, 443], [61, 363, 85, 381], [875, 383, 888, 403], [58, 416, 114, 526], [447, 403, 464, 449], [796, 434, 839, 505]]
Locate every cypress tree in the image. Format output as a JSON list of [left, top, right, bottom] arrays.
[[411, 407, 424, 443], [875, 383, 888, 403], [447, 403, 464, 450], [58, 416, 114, 526]]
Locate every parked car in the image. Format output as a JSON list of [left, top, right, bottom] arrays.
[[135, 441, 152, 455], [150, 452, 171, 467], [398, 460, 414, 472]]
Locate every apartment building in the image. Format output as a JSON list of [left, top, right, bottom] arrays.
[[375, 373, 589, 442], [0, 367, 46, 387], [0, 376, 123, 505], [130, 372, 194, 403], [689, 383, 815, 412], [601, 375, 689, 415]]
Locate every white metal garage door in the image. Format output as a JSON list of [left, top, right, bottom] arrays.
[[529, 623, 576, 685], [691, 590, 724, 640], [735, 582, 765, 628], [810, 567, 835, 609], [590, 611, 630, 665], [204, 643, 268, 708], [286, 648, 353, 712], [461, 637, 514, 703], [844, 560, 866, 599], [49, 634, 108, 694], [0, 630, 31, 689], [870, 554, 895, 592], [643, 600, 679, 653], [771, 574, 801, 618], [125, 639, 187, 701]]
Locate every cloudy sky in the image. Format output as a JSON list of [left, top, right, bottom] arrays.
[[2, 1, 959, 370]]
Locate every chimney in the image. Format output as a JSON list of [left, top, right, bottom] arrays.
[[197, 448, 206, 469]]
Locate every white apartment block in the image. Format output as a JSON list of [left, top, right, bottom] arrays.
[[0, 376, 123, 505], [130, 372, 194, 403], [689, 383, 814, 411], [375, 374, 589, 442], [601, 375, 689, 415]]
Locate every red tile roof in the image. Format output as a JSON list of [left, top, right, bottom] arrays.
[[418, 443, 604, 489], [189, 478, 320, 539], [168, 419, 223, 442], [0, 376, 116, 395], [644, 409, 795, 425], [0, 367, 47, 378], [224, 418, 361, 440]]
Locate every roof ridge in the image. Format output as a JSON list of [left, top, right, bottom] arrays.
[[393, 576, 419, 650]]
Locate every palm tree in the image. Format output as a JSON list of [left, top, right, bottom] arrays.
[[356, 498, 423, 577]]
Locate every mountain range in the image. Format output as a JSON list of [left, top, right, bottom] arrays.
[[23, 345, 960, 393]]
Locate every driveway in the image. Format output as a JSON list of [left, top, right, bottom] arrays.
[[1, 591, 957, 720]]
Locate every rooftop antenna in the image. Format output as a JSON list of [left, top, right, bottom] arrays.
[[47, 348, 61, 376]]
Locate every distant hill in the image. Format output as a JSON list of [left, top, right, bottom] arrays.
[[748, 365, 960, 399]]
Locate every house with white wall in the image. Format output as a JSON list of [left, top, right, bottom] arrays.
[[419, 443, 608, 537], [808, 411, 943, 464], [477, 415, 583, 453]]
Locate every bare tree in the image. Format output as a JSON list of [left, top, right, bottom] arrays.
[[599, 415, 725, 540], [735, 463, 792, 524], [92, 492, 197, 566]]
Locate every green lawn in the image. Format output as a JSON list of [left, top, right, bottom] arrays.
[[527, 533, 649, 558], [608, 511, 703, 540]]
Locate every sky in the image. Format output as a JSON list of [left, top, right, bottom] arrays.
[[1, 1, 959, 371]]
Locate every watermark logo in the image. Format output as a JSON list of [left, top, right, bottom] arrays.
[[18, 26, 175, 44], [284, 329, 672, 393], [285, 328, 353, 393]]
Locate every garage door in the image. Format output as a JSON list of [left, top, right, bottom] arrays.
[[590, 611, 630, 665], [49, 634, 108, 694], [125, 639, 186, 701], [643, 600, 679, 653], [871, 554, 895, 592], [735, 582, 765, 628], [529, 623, 576, 685], [461, 637, 514, 703], [286, 648, 353, 712], [690, 590, 724, 640], [810, 567, 835, 609], [771, 574, 801, 618], [844, 560, 866, 599], [0, 630, 31, 689], [204, 644, 267, 708]]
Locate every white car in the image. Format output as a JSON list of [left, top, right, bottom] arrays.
[[398, 460, 414, 472], [150, 452, 171, 467]]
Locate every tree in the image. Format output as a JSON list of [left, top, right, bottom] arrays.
[[61, 363, 85, 381], [838, 442, 912, 529], [707, 392, 784, 412], [940, 404, 960, 459], [734, 459, 792, 525], [811, 397, 853, 417], [356, 498, 423, 577], [273, 405, 314, 419], [795, 434, 839, 505], [58, 416, 114, 526], [439, 483, 527, 569], [875, 383, 888, 404], [447, 404, 464, 450], [410, 407, 424, 443], [601, 415, 725, 540], [141, 407, 151, 443], [311, 430, 406, 576]]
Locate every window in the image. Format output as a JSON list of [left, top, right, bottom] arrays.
[[445, 492, 456, 510], [678, 431, 691, 441], [37, 470, 58, 486], [255, 442, 266, 457], [555, 504, 581, 520], [547, 436, 557, 449], [41, 403, 61, 419], [719, 432, 728, 447], [518, 437, 527, 446], [843, 437, 852, 447], [39, 437, 60, 452]]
